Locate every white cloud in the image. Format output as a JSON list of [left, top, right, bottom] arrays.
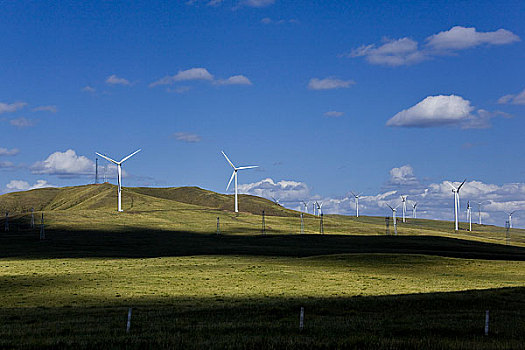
[[167, 86, 192, 94], [348, 26, 520, 66], [348, 38, 426, 66], [207, 0, 223, 6], [239, 0, 275, 8], [5, 179, 54, 192], [10, 117, 36, 128], [32, 105, 57, 113], [498, 88, 525, 105], [173, 132, 201, 143], [150, 68, 214, 87], [106, 74, 131, 86], [261, 17, 299, 25], [0, 148, 19, 156], [0, 161, 17, 170], [426, 26, 520, 51], [82, 86, 96, 93], [324, 111, 344, 118], [238, 178, 310, 202], [31, 149, 95, 177], [389, 165, 418, 185], [308, 77, 355, 90], [386, 95, 479, 128], [215, 75, 253, 86], [0, 102, 26, 114]]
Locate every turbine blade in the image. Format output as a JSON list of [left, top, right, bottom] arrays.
[[221, 151, 235, 169], [387, 204, 393, 210], [120, 149, 141, 163], [95, 152, 118, 165], [457, 179, 467, 191], [236, 166, 258, 170], [226, 171, 235, 191], [445, 181, 456, 190]]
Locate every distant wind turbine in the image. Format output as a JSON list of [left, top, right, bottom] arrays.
[[466, 201, 472, 231], [446, 179, 466, 231], [412, 202, 418, 219], [504, 210, 518, 229], [401, 195, 408, 223], [272, 197, 281, 206], [301, 201, 309, 214], [387, 203, 400, 235], [95, 149, 141, 212], [316, 201, 323, 217], [351, 191, 362, 217], [222, 151, 258, 213], [477, 201, 489, 225]]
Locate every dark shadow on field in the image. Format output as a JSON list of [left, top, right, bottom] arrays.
[[0, 287, 524, 349], [1, 225, 525, 260]]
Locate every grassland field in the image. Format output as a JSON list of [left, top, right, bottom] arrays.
[[0, 184, 524, 349]]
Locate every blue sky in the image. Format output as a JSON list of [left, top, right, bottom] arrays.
[[1, 0, 525, 227]]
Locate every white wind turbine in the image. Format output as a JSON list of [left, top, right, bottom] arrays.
[[351, 191, 362, 217], [301, 201, 309, 214], [95, 149, 141, 212], [477, 201, 489, 225], [446, 179, 466, 231], [316, 201, 323, 216], [412, 202, 418, 219], [222, 151, 258, 213], [272, 197, 281, 206], [387, 203, 400, 234], [401, 195, 408, 223], [312, 203, 317, 216], [504, 210, 518, 229], [466, 201, 472, 231]]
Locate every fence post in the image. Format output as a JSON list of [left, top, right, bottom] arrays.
[[126, 307, 132, 333], [484, 310, 489, 336], [299, 307, 304, 330], [39, 213, 45, 240], [216, 217, 220, 235], [4, 212, 8, 232]]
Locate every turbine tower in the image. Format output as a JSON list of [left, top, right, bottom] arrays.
[[387, 203, 400, 233], [401, 195, 408, 223], [504, 210, 518, 229], [351, 191, 362, 217], [95, 149, 141, 212], [222, 151, 258, 213], [412, 202, 418, 219], [446, 179, 466, 231]]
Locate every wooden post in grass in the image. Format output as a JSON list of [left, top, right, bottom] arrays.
[[4, 212, 8, 232], [299, 307, 304, 330], [320, 214, 324, 234], [300, 213, 304, 234], [30, 208, 35, 229], [262, 210, 266, 235], [126, 307, 132, 333], [39, 213, 45, 240], [385, 217, 390, 235], [216, 217, 220, 235], [484, 310, 489, 336]]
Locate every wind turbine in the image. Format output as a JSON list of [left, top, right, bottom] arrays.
[[351, 191, 362, 217], [466, 201, 472, 231], [446, 179, 466, 231], [401, 195, 408, 223], [316, 201, 323, 217], [95, 149, 141, 212], [222, 151, 258, 213], [504, 210, 518, 229], [412, 202, 418, 219], [312, 203, 317, 216], [477, 201, 489, 225], [272, 197, 281, 206], [387, 203, 400, 235], [301, 201, 309, 214]]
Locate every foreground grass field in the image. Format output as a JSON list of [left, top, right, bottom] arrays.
[[1, 185, 524, 348]]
